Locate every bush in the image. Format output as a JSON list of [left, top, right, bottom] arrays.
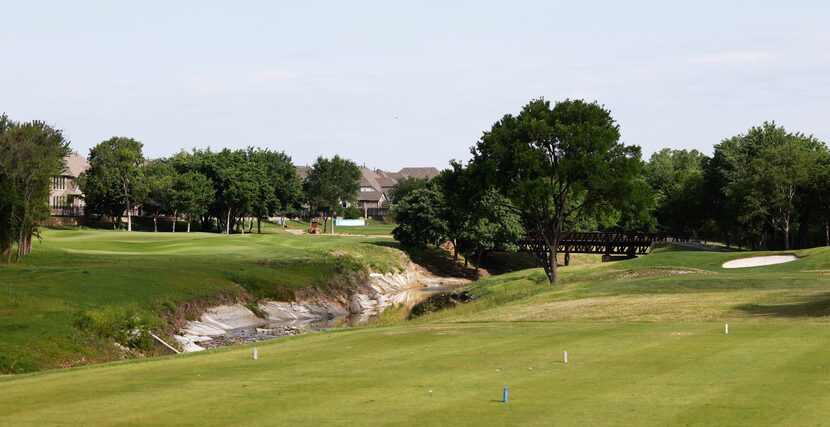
[[74, 305, 164, 350], [342, 206, 363, 219]]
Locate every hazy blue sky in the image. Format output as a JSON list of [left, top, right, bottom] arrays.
[[2, 1, 829, 169]]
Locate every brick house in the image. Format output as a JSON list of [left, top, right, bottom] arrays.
[[294, 164, 439, 218], [50, 152, 89, 217]]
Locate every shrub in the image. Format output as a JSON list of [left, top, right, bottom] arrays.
[[74, 305, 163, 350], [342, 206, 363, 219]]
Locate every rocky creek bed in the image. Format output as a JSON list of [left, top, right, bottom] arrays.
[[174, 265, 469, 352]]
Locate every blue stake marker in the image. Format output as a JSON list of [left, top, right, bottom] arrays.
[[503, 386, 509, 403]]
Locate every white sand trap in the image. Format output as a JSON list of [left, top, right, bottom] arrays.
[[722, 254, 798, 269]]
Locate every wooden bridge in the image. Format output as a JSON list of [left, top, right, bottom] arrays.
[[518, 232, 686, 264]]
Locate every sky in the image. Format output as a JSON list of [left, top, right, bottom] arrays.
[[2, 1, 829, 170]]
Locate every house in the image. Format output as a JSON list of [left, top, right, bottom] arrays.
[[50, 152, 89, 217], [294, 163, 439, 219]]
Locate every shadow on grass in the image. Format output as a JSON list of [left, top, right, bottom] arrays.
[[371, 242, 539, 279], [370, 241, 480, 279], [736, 293, 830, 318]]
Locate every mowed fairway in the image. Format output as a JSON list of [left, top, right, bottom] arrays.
[[0, 228, 404, 373], [1, 322, 828, 425], [1, 229, 830, 425]]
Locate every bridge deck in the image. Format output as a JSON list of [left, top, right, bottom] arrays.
[[518, 232, 683, 256]]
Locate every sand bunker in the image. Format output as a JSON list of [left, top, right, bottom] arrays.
[[722, 254, 798, 269]]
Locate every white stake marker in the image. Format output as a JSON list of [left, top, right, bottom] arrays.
[[564, 350, 568, 364], [725, 323, 729, 335], [253, 347, 258, 360]]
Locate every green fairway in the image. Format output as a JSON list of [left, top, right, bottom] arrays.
[[1, 230, 829, 425], [0, 228, 404, 373], [1, 322, 828, 425]]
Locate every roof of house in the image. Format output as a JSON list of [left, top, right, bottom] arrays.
[[359, 166, 384, 192], [398, 167, 440, 180], [63, 152, 90, 178], [295, 165, 310, 180], [357, 190, 385, 202]]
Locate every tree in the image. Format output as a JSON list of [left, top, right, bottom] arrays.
[[457, 188, 523, 272], [0, 115, 70, 261], [744, 141, 821, 250], [469, 98, 643, 283], [78, 137, 146, 231], [171, 171, 214, 232], [388, 176, 430, 204], [303, 155, 361, 234], [392, 185, 449, 248], [141, 160, 175, 232], [644, 149, 707, 237], [708, 122, 826, 249], [246, 148, 302, 233]]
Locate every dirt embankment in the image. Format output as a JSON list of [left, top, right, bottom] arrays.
[[174, 263, 468, 352]]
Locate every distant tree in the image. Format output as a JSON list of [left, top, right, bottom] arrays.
[[469, 98, 643, 283], [245, 148, 302, 233], [141, 160, 176, 232], [644, 149, 707, 236], [392, 185, 449, 248], [304, 155, 361, 233], [78, 137, 146, 231], [811, 151, 830, 246], [744, 141, 822, 250], [171, 171, 214, 232], [388, 176, 430, 204], [458, 188, 523, 272], [0, 115, 71, 261], [708, 122, 826, 249]]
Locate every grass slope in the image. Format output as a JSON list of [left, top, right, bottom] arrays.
[[0, 228, 404, 373], [1, 236, 829, 425]]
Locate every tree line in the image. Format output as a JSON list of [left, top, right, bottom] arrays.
[[77, 138, 306, 233], [644, 122, 830, 250], [76, 138, 366, 235], [391, 99, 830, 284]]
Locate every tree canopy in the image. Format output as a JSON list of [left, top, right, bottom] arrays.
[[468, 98, 643, 283]]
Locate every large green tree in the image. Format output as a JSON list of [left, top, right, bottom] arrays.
[[78, 137, 146, 231], [392, 185, 449, 248], [303, 155, 361, 234], [469, 98, 643, 283], [245, 148, 302, 233], [141, 160, 175, 232], [171, 171, 214, 232], [0, 115, 70, 261], [708, 122, 826, 249]]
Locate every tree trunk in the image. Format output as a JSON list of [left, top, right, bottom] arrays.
[[475, 250, 484, 273], [127, 210, 132, 232], [240, 216, 245, 235], [547, 248, 558, 284], [153, 215, 158, 232], [16, 213, 26, 262], [187, 216, 191, 233], [172, 210, 178, 233], [257, 217, 261, 234], [226, 209, 231, 234], [331, 212, 335, 235], [826, 221, 829, 247]]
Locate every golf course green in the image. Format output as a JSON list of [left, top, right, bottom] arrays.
[[1, 229, 829, 425]]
